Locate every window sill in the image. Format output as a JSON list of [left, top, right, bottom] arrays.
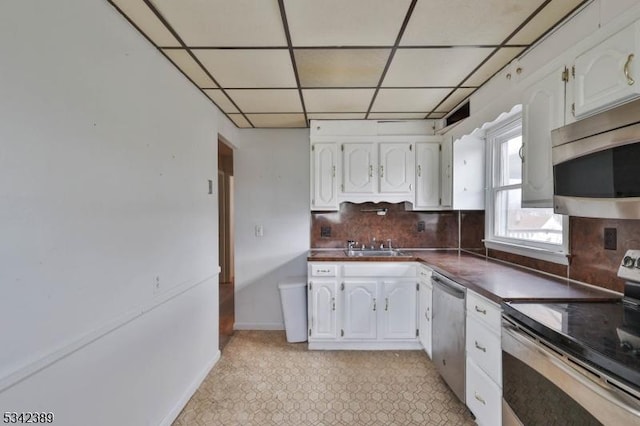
[[483, 239, 569, 266]]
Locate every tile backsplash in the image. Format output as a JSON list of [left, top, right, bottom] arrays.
[[311, 203, 640, 294], [310, 202, 484, 250]]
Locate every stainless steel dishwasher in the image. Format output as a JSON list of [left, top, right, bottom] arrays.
[[431, 271, 466, 403]]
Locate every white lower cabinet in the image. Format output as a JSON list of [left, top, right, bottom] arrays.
[[418, 267, 433, 358], [465, 290, 502, 426], [466, 357, 502, 426], [308, 262, 421, 350], [342, 280, 378, 339], [381, 280, 418, 339]]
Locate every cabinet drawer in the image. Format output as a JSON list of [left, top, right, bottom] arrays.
[[466, 358, 502, 426], [309, 264, 337, 277], [343, 263, 416, 277], [466, 290, 501, 332], [466, 318, 501, 385]]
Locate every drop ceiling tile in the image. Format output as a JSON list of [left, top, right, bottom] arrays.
[[284, 0, 412, 46], [228, 114, 252, 128], [401, 0, 546, 46], [162, 49, 216, 87], [295, 49, 390, 87], [308, 113, 366, 120], [510, 0, 584, 45], [383, 49, 493, 87], [368, 113, 428, 119], [194, 49, 296, 88], [372, 88, 451, 112], [226, 89, 302, 113], [203, 90, 239, 113], [112, 0, 180, 47], [438, 88, 475, 112], [150, 0, 286, 46], [465, 47, 524, 86], [303, 89, 375, 113], [246, 114, 307, 128]]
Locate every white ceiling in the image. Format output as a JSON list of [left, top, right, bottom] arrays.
[[108, 0, 586, 128]]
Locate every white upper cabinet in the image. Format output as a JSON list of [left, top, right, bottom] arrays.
[[521, 67, 566, 208], [573, 21, 640, 118], [451, 134, 485, 210], [415, 142, 441, 209], [378, 142, 415, 194], [309, 120, 443, 209], [310, 142, 338, 210], [342, 142, 376, 194], [440, 137, 453, 209]]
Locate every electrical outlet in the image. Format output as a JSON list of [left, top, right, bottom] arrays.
[[255, 225, 264, 237], [604, 228, 617, 250], [417, 221, 426, 232], [321, 226, 331, 237]]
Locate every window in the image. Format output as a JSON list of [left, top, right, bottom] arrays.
[[485, 113, 567, 263]]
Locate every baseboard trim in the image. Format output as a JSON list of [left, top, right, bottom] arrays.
[[309, 341, 423, 350], [159, 350, 221, 426], [234, 322, 284, 330]]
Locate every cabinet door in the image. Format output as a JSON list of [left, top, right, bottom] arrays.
[[309, 280, 338, 339], [311, 143, 338, 210], [378, 142, 415, 193], [440, 137, 453, 208], [574, 21, 640, 118], [522, 68, 565, 208], [381, 280, 417, 339], [415, 142, 440, 209], [453, 135, 485, 210], [342, 142, 375, 193], [342, 281, 378, 339], [418, 279, 433, 358]]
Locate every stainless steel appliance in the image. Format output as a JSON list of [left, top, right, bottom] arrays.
[[551, 97, 640, 219], [501, 250, 640, 425], [432, 272, 466, 403]]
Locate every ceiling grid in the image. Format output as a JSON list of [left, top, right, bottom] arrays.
[[107, 0, 589, 128]]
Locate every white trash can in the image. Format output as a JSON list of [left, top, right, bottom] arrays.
[[278, 277, 308, 343]]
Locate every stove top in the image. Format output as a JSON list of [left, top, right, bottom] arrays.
[[503, 300, 640, 392]]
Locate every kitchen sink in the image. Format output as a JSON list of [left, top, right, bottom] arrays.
[[344, 249, 410, 257]]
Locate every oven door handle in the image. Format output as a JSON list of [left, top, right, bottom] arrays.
[[502, 319, 640, 425]]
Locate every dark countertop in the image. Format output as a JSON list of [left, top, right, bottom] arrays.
[[308, 249, 620, 304]]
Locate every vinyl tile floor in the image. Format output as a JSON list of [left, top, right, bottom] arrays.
[[173, 331, 475, 426]]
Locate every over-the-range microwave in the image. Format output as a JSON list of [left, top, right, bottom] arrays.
[[551, 97, 640, 219]]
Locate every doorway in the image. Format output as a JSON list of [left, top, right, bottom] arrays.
[[218, 138, 234, 350]]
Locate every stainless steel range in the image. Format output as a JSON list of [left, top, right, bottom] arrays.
[[501, 250, 640, 425]]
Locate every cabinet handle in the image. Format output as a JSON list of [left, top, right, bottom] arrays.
[[475, 305, 487, 315], [474, 393, 486, 405], [332, 297, 335, 311], [425, 308, 430, 322], [475, 341, 487, 352], [417, 165, 422, 177], [380, 165, 384, 178], [385, 297, 389, 311], [369, 164, 373, 177], [625, 53, 635, 86], [518, 144, 524, 162], [373, 298, 377, 311], [331, 165, 336, 178]]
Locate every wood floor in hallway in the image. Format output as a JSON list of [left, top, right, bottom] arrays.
[[173, 331, 475, 426]]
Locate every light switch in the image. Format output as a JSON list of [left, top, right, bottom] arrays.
[[255, 225, 264, 237]]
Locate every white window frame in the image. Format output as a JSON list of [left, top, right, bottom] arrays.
[[484, 113, 569, 265]]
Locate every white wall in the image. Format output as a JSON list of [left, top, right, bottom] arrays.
[[0, 1, 224, 424], [233, 129, 310, 329]]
